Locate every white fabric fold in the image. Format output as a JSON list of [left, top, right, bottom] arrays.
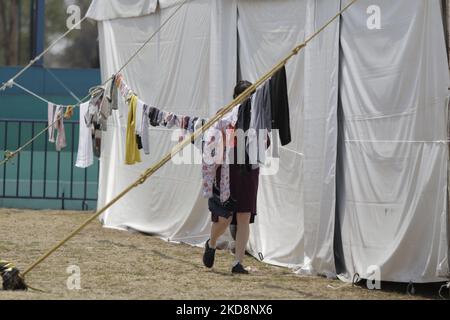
[[336, 0, 449, 283], [87, 0, 158, 21]]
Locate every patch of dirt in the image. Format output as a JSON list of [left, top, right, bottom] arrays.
[[0, 209, 444, 300]]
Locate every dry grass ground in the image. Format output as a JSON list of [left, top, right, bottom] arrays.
[[0, 208, 445, 300]]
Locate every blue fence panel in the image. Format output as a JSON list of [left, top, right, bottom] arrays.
[[0, 119, 99, 210]]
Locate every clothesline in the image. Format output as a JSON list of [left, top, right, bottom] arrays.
[[2, 74, 82, 108], [6, 73, 94, 113], [0, 114, 64, 168], [12, 81, 55, 105], [44, 67, 82, 103]]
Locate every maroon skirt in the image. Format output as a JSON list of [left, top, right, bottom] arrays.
[[212, 164, 260, 225]]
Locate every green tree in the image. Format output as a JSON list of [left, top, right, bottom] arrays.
[[44, 0, 99, 68], [0, 0, 20, 65]]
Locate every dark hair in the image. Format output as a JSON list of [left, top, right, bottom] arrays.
[[233, 80, 253, 99]]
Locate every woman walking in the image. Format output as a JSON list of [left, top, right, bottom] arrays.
[[203, 80, 260, 274]]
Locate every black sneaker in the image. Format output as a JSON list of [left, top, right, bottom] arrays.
[[231, 263, 249, 274], [203, 240, 216, 268]]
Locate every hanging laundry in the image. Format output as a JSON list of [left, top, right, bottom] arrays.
[[141, 104, 150, 155], [92, 123, 102, 158], [116, 74, 133, 102], [114, 74, 209, 154], [105, 74, 119, 111], [135, 99, 145, 137], [99, 89, 112, 131], [136, 135, 143, 150], [84, 85, 110, 132], [192, 118, 205, 149], [156, 109, 164, 125], [48, 103, 57, 143], [136, 99, 149, 154], [270, 65, 291, 146], [76, 102, 94, 168], [202, 105, 240, 202], [178, 115, 191, 142], [203, 140, 230, 203], [165, 112, 179, 129], [125, 95, 142, 165], [84, 86, 104, 127], [83, 87, 107, 157], [235, 97, 253, 173], [47, 103, 66, 151], [54, 105, 67, 151], [115, 73, 123, 87], [248, 81, 272, 165], [148, 107, 160, 127], [133, 103, 152, 154], [134, 100, 149, 154], [182, 116, 190, 130], [187, 117, 198, 144], [188, 117, 197, 134]]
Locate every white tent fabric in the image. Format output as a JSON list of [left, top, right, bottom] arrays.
[[236, 0, 307, 268], [86, 0, 158, 21], [89, 0, 450, 283], [236, 0, 341, 273], [336, 0, 450, 283], [300, 0, 341, 278], [96, 0, 236, 245], [86, 0, 189, 20]]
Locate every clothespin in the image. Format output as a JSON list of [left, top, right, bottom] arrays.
[[64, 106, 74, 120], [0, 79, 14, 91], [110, 74, 117, 87], [115, 73, 123, 88], [4, 150, 13, 160], [125, 90, 135, 104]]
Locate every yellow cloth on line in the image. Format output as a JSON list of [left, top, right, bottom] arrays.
[[125, 95, 142, 165]]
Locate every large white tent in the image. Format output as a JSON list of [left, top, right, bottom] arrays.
[[86, 0, 450, 283]]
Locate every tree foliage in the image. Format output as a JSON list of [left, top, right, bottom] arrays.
[[0, 0, 99, 68], [44, 0, 99, 68]]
